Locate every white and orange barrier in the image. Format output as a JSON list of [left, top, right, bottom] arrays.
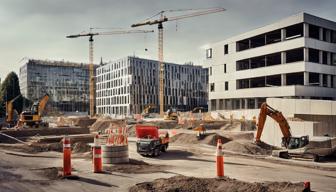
[[63, 136, 71, 176], [216, 139, 224, 177], [93, 135, 102, 173]]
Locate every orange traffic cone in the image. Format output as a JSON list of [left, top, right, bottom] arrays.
[[63, 136, 71, 176], [216, 139, 224, 177], [93, 135, 102, 173]]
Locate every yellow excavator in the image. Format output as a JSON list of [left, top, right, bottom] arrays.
[[141, 104, 157, 118], [164, 108, 178, 120], [16, 94, 49, 128]]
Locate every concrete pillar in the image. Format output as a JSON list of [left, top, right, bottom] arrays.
[[304, 72, 309, 86], [239, 99, 243, 109], [281, 74, 287, 86], [327, 52, 331, 65], [327, 75, 332, 88], [319, 73, 323, 87], [319, 27, 323, 41], [303, 23, 309, 37], [333, 76, 336, 88], [319, 50, 323, 64], [216, 99, 220, 111], [244, 98, 248, 109], [281, 51, 286, 64], [304, 48, 309, 62], [254, 98, 258, 109], [281, 28, 286, 41]]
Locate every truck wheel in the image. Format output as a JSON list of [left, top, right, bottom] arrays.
[[154, 148, 160, 157], [313, 154, 320, 162], [161, 145, 166, 152]]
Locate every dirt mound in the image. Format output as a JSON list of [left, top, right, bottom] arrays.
[[34, 167, 62, 180], [223, 132, 255, 141], [103, 159, 168, 174], [129, 175, 304, 192], [170, 133, 231, 146], [90, 117, 125, 132], [71, 117, 97, 128]]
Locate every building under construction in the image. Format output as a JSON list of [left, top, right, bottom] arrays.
[[96, 56, 208, 115], [19, 59, 97, 113]]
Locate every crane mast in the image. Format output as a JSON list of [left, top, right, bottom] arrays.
[[67, 29, 154, 117], [131, 8, 225, 117]]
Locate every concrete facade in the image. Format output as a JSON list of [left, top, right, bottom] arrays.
[[19, 59, 95, 113], [205, 12, 336, 111], [96, 56, 208, 115]]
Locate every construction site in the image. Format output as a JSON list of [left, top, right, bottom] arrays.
[[1, 2, 336, 192]]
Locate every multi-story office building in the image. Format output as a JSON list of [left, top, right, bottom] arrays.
[[205, 12, 336, 111], [96, 56, 208, 115], [19, 59, 96, 113]]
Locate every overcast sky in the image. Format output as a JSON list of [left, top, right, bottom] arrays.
[[1, 0, 336, 80]]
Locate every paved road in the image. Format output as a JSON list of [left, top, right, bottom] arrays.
[[0, 140, 335, 192]]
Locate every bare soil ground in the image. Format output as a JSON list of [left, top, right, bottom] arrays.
[[129, 175, 304, 192], [103, 159, 169, 174]]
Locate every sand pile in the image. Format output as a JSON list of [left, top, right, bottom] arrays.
[[129, 175, 304, 192], [103, 159, 168, 174]]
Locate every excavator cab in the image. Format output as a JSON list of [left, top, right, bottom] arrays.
[[287, 136, 309, 149]]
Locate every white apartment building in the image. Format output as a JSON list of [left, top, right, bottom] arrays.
[[96, 56, 208, 115], [206, 12, 336, 111]]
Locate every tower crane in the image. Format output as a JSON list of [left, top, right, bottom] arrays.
[[66, 29, 154, 117], [131, 7, 225, 116]]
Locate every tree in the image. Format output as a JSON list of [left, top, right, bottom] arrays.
[[0, 72, 24, 114]]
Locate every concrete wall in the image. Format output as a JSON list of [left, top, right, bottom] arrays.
[[261, 120, 317, 146]]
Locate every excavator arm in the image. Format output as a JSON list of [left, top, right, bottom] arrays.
[[5, 95, 21, 123], [255, 102, 292, 147], [38, 94, 49, 117]]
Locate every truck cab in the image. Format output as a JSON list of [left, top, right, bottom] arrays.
[[135, 125, 169, 157]]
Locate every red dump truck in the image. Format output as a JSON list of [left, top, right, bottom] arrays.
[[135, 124, 169, 157]]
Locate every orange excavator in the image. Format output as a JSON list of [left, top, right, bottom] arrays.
[[255, 102, 293, 148], [256, 102, 336, 162]]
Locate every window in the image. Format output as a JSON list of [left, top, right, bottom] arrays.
[[206, 48, 212, 58], [309, 24, 320, 39], [286, 48, 303, 63], [331, 30, 336, 43], [285, 23, 303, 40], [224, 44, 228, 54], [331, 53, 336, 65], [322, 51, 328, 64], [224, 64, 227, 73], [224, 81, 228, 91], [309, 48, 319, 63], [210, 83, 215, 92]]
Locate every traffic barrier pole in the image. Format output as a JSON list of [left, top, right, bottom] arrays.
[[93, 145, 102, 173], [303, 181, 311, 192], [63, 136, 71, 176], [216, 139, 224, 177]]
